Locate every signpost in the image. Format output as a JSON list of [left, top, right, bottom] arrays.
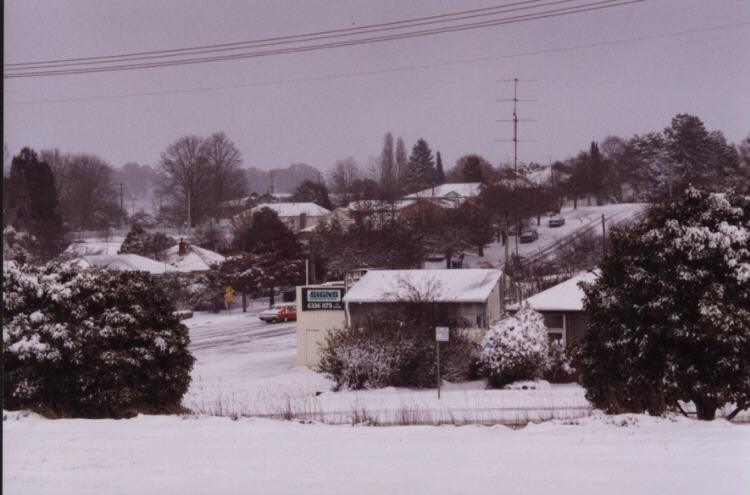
[[224, 286, 235, 311], [435, 326, 449, 399]]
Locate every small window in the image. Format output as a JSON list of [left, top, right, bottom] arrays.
[[543, 314, 564, 329], [548, 331, 563, 343]]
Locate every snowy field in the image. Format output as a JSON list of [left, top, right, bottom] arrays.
[[183, 311, 591, 425], [4, 310, 750, 495]]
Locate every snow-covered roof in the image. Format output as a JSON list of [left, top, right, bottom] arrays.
[[251, 202, 331, 217], [522, 271, 599, 312], [343, 269, 503, 303], [164, 244, 225, 272], [71, 254, 180, 275], [406, 183, 482, 199]]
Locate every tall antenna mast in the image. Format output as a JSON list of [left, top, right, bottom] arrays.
[[497, 78, 537, 183]]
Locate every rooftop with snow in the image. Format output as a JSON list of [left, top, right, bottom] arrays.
[[343, 268, 503, 303], [251, 202, 331, 217], [521, 271, 599, 312]]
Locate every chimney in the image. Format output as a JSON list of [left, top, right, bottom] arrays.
[[178, 238, 188, 256]]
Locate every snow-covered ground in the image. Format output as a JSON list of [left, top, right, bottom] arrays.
[[4, 409, 749, 495], [4, 310, 750, 495]]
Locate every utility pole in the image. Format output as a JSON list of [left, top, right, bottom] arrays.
[[187, 188, 191, 229], [496, 78, 536, 185], [270, 171, 275, 194], [119, 183, 125, 216]]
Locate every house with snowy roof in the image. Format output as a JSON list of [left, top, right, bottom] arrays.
[[163, 240, 225, 274], [403, 182, 482, 206], [70, 253, 180, 275], [234, 202, 331, 233], [296, 268, 506, 367], [343, 268, 505, 329], [518, 271, 598, 345]]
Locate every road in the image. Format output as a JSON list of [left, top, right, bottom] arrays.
[[187, 312, 297, 352]]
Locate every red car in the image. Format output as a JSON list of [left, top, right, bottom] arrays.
[[258, 303, 297, 323]]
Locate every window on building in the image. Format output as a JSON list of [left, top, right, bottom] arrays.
[[543, 313, 564, 329]]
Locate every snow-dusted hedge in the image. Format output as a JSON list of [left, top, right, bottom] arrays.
[[3, 263, 195, 418], [545, 340, 576, 383], [577, 187, 750, 420], [318, 315, 478, 390], [479, 308, 549, 387]]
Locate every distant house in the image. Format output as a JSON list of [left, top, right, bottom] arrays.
[[70, 254, 179, 275], [404, 182, 482, 206], [343, 268, 505, 330], [235, 202, 331, 233], [519, 271, 598, 345], [163, 240, 225, 274]]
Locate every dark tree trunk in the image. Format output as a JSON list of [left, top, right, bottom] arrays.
[[269, 288, 275, 307], [694, 398, 717, 420], [242, 292, 247, 313]]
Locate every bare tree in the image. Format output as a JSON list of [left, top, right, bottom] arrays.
[[42, 149, 120, 231], [328, 157, 360, 204], [203, 132, 247, 220], [156, 135, 212, 227]]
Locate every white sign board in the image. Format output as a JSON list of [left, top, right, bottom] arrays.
[[435, 326, 450, 342]]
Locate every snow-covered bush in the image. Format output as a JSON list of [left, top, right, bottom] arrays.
[[318, 315, 435, 390], [3, 262, 195, 418], [479, 308, 549, 388], [577, 187, 750, 420], [545, 340, 576, 383]]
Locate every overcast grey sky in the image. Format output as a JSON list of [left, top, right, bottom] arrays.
[[4, 0, 749, 174]]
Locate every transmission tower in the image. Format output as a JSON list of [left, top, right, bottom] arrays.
[[496, 78, 536, 178]]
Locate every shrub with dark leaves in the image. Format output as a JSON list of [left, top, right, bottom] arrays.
[[3, 262, 195, 418]]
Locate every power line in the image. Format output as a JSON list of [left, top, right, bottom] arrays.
[[4, 0, 643, 78], [6, 20, 747, 106], [3, 0, 567, 68]]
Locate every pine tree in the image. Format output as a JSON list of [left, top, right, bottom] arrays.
[[435, 151, 445, 185], [404, 138, 436, 193]]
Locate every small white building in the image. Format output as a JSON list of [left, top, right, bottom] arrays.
[[296, 268, 506, 367], [520, 271, 598, 345], [343, 269, 504, 328]]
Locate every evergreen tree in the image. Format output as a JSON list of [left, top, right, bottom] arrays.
[[226, 207, 306, 305], [395, 137, 408, 191], [576, 187, 750, 420], [5, 147, 65, 260], [404, 138, 436, 193], [435, 151, 445, 184], [291, 179, 332, 209]]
